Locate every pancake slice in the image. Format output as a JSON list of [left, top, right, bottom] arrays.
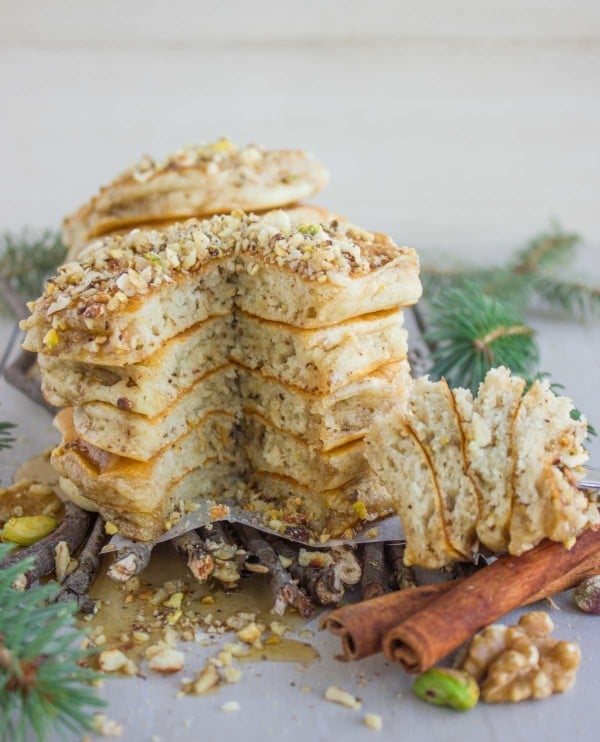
[[454, 367, 525, 553], [231, 309, 408, 393], [405, 378, 479, 560], [366, 408, 461, 568], [39, 313, 234, 415], [72, 365, 239, 461], [509, 379, 597, 555]]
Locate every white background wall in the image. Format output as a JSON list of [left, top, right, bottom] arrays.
[[1, 1, 599, 262]]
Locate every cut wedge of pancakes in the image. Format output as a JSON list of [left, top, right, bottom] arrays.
[[23, 209, 421, 541], [62, 139, 330, 259], [367, 367, 598, 568]]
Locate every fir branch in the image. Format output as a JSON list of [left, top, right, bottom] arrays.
[[533, 274, 600, 318], [421, 226, 598, 319], [511, 227, 579, 274], [0, 230, 66, 313], [424, 282, 539, 394], [0, 543, 103, 742], [0, 422, 16, 450]]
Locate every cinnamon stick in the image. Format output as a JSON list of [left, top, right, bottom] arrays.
[[322, 528, 600, 662], [383, 528, 600, 673]]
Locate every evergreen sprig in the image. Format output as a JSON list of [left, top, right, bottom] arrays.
[[0, 230, 66, 312], [424, 282, 539, 394], [0, 544, 103, 742], [422, 226, 600, 318], [0, 422, 16, 450]]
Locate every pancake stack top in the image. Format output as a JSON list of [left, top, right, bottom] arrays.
[[62, 138, 329, 260], [22, 209, 421, 541]]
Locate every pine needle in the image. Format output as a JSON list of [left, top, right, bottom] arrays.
[[421, 225, 598, 318], [533, 274, 600, 318], [0, 230, 66, 312], [424, 282, 539, 394], [0, 544, 103, 742], [511, 227, 579, 274]]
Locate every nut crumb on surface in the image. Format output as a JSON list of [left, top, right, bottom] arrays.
[[363, 713, 383, 731], [148, 647, 185, 674], [221, 700, 241, 713], [324, 685, 362, 710], [98, 648, 129, 673], [93, 713, 123, 737]]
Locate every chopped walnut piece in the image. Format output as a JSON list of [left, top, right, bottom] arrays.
[[148, 648, 185, 674], [93, 713, 124, 737], [460, 611, 581, 703], [99, 649, 129, 673], [186, 664, 220, 696], [324, 686, 362, 710]]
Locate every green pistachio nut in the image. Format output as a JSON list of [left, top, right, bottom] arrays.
[[1, 515, 59, 546], [412, 668, 480, 711]]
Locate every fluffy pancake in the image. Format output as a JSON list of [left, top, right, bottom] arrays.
[[72, 365, 239, 461], [22, 212, 421, 364], [454, 367, 525, 552], [231, 309, 407, 394], [510, 378, 597, 554], [39, 314, 233, 415], [60, 469, 233, 542], [238, 360, 411, 451], [366, 408, 462, 568], [52, 408, 240, 515], [404, 378, 479, 560], [63, 140, 329, 257]]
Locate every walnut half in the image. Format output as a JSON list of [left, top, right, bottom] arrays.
[[460, 611, 581, 703]]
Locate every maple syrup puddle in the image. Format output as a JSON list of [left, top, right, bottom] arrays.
[[81, 542, 319, 666]]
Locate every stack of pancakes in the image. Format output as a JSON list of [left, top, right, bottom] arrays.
[[22, 210, 421, 541], [367, 367, 599, 568]]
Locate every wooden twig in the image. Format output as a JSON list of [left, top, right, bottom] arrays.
[[107, 540, 153, 582], [239, 526, 314, 618], [52, 515, 106, 613], [361, 541, 387, 600], [0, 501, 93, 589], [330, 545, 362, 586], [272, 540, 344, 606], [385, 542, 416, 590], [173, 530, 215, 582]]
